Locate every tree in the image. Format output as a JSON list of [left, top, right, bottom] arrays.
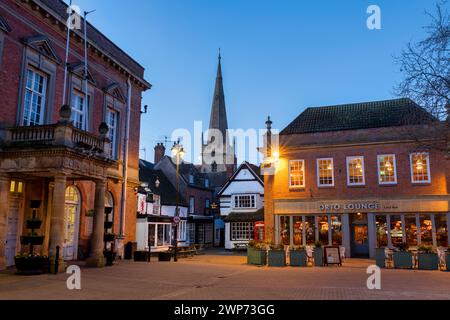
[[395, 1, 450, 120]]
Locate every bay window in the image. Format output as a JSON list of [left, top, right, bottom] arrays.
[[410, 153, 431, 183], [347, 156, 365, 186], [317, 158, 334, 187], [23, 68, 47, 126], [289, 160, 305, 188], [378, 155, 397, 184]]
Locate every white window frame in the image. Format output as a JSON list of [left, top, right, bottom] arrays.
[[289, 160, 306, 188], [23, 67, 48, 126], [410, 152, 431, 184], [378, 154, 397, 185], [233, 195, 256, 209], [230, 222, 255, 241], [189, 196, 195, 214], [106, 108, 118, 159], [317, 158, 335, 187], [346, 156, 366, 186], [71, 90, 89, 130]]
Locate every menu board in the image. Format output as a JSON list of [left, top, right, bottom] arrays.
[[324, 246, 342, 266]]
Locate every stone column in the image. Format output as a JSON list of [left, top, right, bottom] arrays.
[[87, 179, 106, 268], [49, 175, 67, 273], [341, 214, 351, 258], [0, 174, 11, 270], [367, 213, 376, 259]]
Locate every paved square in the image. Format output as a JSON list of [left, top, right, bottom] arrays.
[[0, 250, 449, 300]]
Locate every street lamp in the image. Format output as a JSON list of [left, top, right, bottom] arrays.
[[171, 140, 185, 262]]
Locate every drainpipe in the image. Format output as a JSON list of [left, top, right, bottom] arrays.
[[119, 78, 132, 242]]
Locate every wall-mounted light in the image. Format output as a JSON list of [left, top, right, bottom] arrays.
[[140, 105, 148, 114]]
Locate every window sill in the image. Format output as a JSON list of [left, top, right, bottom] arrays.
[[317, 186, 335, 189], [411, 182, 432, 186]]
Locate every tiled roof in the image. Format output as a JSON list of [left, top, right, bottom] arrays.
[[139, 160, 188, 207], [223, 209, 264, 223], [281, 98, 437, 135], [37, 0, 147, 82]]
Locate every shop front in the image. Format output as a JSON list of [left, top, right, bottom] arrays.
[[274, 198, 450, 258]]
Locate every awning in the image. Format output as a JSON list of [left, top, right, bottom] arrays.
[[223, 210, 264, 223]]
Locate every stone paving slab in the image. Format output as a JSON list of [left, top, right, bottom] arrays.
[[0, 252, 449, 300]]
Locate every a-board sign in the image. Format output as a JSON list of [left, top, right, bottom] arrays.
[[324, 246, 342, 266]]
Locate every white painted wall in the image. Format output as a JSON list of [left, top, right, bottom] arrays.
[[136, 219, 149, 251]]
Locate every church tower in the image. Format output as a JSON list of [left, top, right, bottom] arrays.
[[201, 52, 236, 176]]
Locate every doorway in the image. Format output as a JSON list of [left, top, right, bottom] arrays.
[[5, 190, 23, 267], [64, 186, 81, 261], [350, 213, 369, 258]]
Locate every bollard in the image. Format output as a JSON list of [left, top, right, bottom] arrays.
[[54, 245, 60, 275]]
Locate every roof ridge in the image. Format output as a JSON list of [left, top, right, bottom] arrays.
[[305, 98, 413, 110]]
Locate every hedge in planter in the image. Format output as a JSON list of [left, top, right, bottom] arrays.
[[314, 242, 323, 267], [417, 246, 439, 271], [289, 246, 307, 267], [268, 244, 286, 267], [15, 255, 49, 276], [375, 247, 386, 268], [393, 243, 413, 269], [247, 241, 267, 266]]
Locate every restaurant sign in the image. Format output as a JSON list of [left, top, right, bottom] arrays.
[[319, 202, 380, 212]]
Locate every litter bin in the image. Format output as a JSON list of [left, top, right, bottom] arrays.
[[124, 242, 137, 260]]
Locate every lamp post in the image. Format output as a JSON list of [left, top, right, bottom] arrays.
[[171, 140, 185, 262]]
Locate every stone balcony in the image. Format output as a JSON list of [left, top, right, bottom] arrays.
[[0, 121, 114, 181]]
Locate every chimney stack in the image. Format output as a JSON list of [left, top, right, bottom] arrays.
[[154, 143, 166, 164]]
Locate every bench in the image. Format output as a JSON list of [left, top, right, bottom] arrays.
[[168, 245, 198, 258], [233, 243, 248, 251]]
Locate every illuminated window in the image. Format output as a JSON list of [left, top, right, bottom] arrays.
[[317, 158, 334, 187], [347, 156, 365, 186], [378, 155, 397, 184], [410, 153, 431, 183], [289, 160, 305, 188], [9, 181, 23, 194], [10, 181, 15, 193]]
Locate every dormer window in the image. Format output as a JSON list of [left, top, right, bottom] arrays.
[[189, 175, 194, 184]]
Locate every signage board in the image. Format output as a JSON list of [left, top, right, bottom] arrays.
[[324, 246, 342, 266]]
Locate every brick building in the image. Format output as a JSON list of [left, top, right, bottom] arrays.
[[0, 0, 151, 270], [262, 99, 450, 258]]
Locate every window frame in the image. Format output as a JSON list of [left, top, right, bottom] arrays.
[[410, 152, 431, 184], [346, 156, 366, 186], [233, 194, 256, 209], [377, 154, 398, 185], [106, 107, 118, 159], [23, 67, 48, 126], [189, 196, 195, 214], [316, 158, 335, 187], [289, 159, 306, 189], [70, 90, 89, 131], [230, 222, 255, 241]]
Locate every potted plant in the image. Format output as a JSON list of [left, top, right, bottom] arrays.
[[247, 240, 267, 266], [417, 245, 439, 270], [289, 245, 307, 267], [375, 247, 387, 268], [158, 251, 172, 262], [268, 243, 286, 267], [393, 243, 413, 269], [26, 219, 42, 230], [104, 233, 116, 242], [314, 242, 323, 267], [15, 254, 49, 275]]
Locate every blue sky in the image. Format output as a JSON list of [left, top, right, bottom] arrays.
[[67, 0, 441, 164]]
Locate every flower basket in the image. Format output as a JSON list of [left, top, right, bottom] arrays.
[[104, 234, 116, 242], [104, 221, 114, 230], [418, 253, 439, 270], [393, 251, 413, 269], [20, 236, 45, 246], [268, 250, 286, 267], [375, 247, 386, 268], [290, 250, 307, 267], [26, 219, 42, 230], [247, 247, 267, 266], [15, 256, 49, 275]]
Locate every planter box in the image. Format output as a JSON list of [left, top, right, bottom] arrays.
[[290, 250, 307, 267], [158, 252, 172, 262], [133, 251, 150, 262], [268, 250, 286, 267], [20, 236, 44, 246], [314, 248, 323, 267], [26, 220, 42, 230], [418, 253, 439, 270], [393, 251, 413, 269], [15, 256, 49, 275], [247, 248, 267, 266], [446, 255, 450, 272], [375, 248, 386, 268]]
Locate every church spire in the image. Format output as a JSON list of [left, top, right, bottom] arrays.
[[208, 49, 228, 142]]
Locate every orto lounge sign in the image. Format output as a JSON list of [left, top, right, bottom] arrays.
[[319, 202, 380, 212]]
